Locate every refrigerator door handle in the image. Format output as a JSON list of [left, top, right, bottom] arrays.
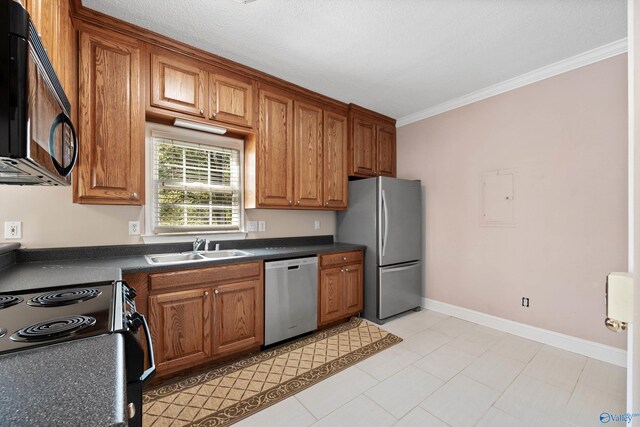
[[381, 261, 420, 273], [382, 189, 389, 257]]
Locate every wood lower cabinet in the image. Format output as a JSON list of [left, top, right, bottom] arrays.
[[349, 105, 397, 178], [212, 279, 263, 355], [74, 25, 144, 205], [149, 288, 212, 374], [318, 251, 364, 326], [147, 261, 263, 376]]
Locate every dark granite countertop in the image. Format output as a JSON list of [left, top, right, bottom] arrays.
[[0, 236, 364, 291], [0, 333, 126, 427]]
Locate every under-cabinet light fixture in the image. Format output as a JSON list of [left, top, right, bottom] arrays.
[[173, 118, 227, 135]]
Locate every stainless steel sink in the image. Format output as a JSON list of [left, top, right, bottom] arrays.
[[199, 249, 253, 259], [144, 249, 253, 265]]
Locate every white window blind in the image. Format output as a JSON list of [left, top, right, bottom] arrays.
[[152, 135, 242, 233]]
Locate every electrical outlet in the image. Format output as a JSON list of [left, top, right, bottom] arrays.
[[258, 221, 266, 232], [4, 221, 22, 239], [246, 221, 258, 232], [314, 220, 321, 230], [128, 221, 140, 236], [521, 297, 530, 307]]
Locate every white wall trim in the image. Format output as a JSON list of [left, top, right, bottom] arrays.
[[397, 38, 628, 127], [422, 298, 627, 367]]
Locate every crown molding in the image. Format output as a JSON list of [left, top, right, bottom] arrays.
[[397, 38, 628, 127]]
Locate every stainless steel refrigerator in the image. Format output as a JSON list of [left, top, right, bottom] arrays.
[[337, 177, 422, 324]]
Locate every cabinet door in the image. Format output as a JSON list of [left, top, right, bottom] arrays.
[[319, 267, 344, 325], [343, 263, 363, 316], [377, 124, 396, 177], [352, 116, 377, 177], [258, 87, 294, 207], [212, 279, 264, 355], [294, 101, 323, 208], [149, 288, 212, 375], [209, 72, 253, 127], [323, 111, 348, 209], [151, 52, 207, 117], [75, 27, 144, 205]]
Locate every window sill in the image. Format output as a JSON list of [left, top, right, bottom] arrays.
[[141, 231, 247, 244]]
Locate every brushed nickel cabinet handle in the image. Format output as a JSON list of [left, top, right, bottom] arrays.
[[211, 112, 217, 119], [214, 289, 219, 295], [204, 291, 209, 296], [131, 192, 138, 199], [199, 108, 204, 115]]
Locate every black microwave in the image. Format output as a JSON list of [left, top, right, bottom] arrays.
[[0, 0, 78, 185]]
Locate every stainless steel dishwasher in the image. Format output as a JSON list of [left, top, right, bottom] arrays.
[[264, 257, 318, 346]]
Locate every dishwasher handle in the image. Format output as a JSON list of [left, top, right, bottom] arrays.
[[287, 265, 300, 271]]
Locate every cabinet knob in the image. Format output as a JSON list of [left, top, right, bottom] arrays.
[[342, 256, 347, 261], [296, 200, 301, 205], [325, 202, 329, 206], [204, 291, 209, 296], [199, 109, 204, 115], [341, 268, 344, 273], [214, 289, 219, 295], [288, 200, 292, 205], [211, 112, 217, 119], [131, 192, 138, 199]]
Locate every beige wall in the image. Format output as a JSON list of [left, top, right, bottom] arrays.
[[0, 186, 336, 248], [397, 54, 628, 348]]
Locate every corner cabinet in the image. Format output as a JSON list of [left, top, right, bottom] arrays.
[[74, 25, 145, 205], [246, 84, 348, 210], [348, 105, 396, 178], [318, 251, 364, 326], [147, 261, 264, 377]]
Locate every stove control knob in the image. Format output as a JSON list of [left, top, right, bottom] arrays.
[[127, 313, 144, 331], [126, 287, 137, 300], [127, 402, 136, 419]]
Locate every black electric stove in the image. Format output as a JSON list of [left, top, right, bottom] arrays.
[[0, 282, 118, 355], [0, 281, 155, 427]]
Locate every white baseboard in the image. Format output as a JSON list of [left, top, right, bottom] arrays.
[[422, 298, 627, 367]]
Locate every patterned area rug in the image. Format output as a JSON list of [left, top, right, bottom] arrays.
[[142, 317, 401, 426]]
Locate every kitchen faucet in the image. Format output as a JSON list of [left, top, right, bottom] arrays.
[[193, 237, 207, 252]]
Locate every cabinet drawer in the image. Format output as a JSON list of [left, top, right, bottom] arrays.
[[320, 251, 363, 268], [149, 261, 262, 292]]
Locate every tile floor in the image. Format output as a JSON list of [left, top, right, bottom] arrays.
[[234, 310, 626, 427]]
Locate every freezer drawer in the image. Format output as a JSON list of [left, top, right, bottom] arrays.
[[264, 257, 318, 346], [378, 261, 422, 319]]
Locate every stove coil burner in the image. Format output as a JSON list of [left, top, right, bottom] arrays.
[[0, 295, 23, 309], [27, 288, 102, 307], [10, 315, 96, 342]]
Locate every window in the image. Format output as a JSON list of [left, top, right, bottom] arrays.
[[148, 126, 243, 234]]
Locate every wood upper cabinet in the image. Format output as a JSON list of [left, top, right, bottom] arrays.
[[349, 106, 396, 178], [377, 124, 396, 177], [151, 52, 207, 117], [351, 116, 377, 177], [212, 279, 263, 356], [148, 288, 212, 375], [294, 101, 323, 208], [323, 110, 348, 209], [257, 86, 294, 207], [209, 72, 253, 127], [318, 251, 364, 326], [148, 48, 254, 129], [75, 26, 144, 205]]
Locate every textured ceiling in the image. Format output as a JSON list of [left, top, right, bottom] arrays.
[[82, 0, 626, 121]]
